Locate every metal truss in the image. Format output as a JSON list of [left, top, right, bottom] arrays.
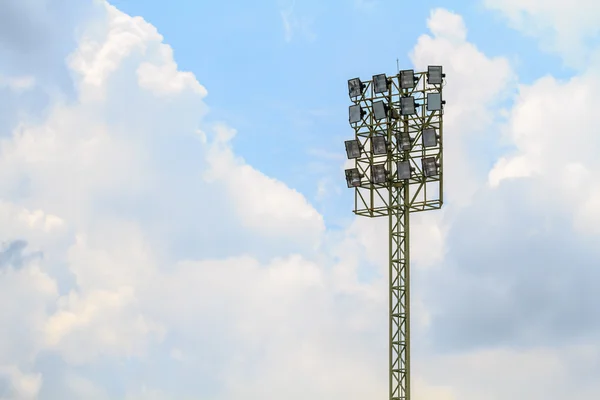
[[348, 70, 445, 400]]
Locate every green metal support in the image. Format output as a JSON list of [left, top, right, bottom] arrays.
[[346, 68, 445, 400]]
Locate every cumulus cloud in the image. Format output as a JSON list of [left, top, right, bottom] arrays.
[[411, 8, 515, 205], [0, 0, 99, 104], [0, 1, 365, 398], [424, 180, 600, 351], [417, 49, 600, 360], [406, 8, 600, 399], [416, 345, 600, 400], [205, 124, 325, 248], [483, 0, 600, 67], [0, 0, 599, 399], [488, 71, 600, 233], [408, 12, 600, 400], [0, 246, 57, 399]]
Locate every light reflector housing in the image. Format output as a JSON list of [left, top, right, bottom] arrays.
[[422, 157, 438, 177], [373, 101, 387, 120], [345, 168, 361, 187], [427, 92, 443, 111], [345, 139, 361, 159], [400, 69, 416, 89], [349, 104, 363, 124], [371, 164, 387, 184], [348, 78, 363, 98], [427, 66, 444, 85], [400, 96, 416, 115], [422, 128, 437, 148], [399, 133, 412, 151], [372, 136, 387, 155], [397, 161, 411, 180], [373, 74, 388, 93]]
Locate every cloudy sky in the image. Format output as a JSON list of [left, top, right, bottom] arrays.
[[1, 0, 600, 399]]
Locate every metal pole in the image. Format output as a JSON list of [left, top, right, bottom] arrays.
[[344, 68, 445, 400]]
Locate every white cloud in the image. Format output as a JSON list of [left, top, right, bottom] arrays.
[[483, 0, 600, 66], [69, 3, 207, 102], [205, 124, 325, 247], [44, 286, 165, 364], [488, 70, 600, 232], [0, 201, 64, 236], [1, 0, 600, 399], [409, 8, 600, 399], [411, 8, 515, 205], [416, 345, 600, 400], [0, 1, 332, 396], [425, 8, 467, 42], [0, 254, 57, 399], [64, 373, 110, 400], [0, 365, 42, 400]]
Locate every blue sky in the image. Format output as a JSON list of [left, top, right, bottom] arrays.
[[109, 0, 570, 225], [2, 0, 600, 399]]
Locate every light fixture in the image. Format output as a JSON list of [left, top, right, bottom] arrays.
[[373, 100, 388, 120], [398, 133, 412, 151], [342, 67, 447, 400], [348, 78, 364, 98], [345, 168, 362, 187], [372, 136, 387, 155], [422, 157, 438, 177], [427, 92, 444, 111], [400, 96, 416, 115], [373, 73, 388, 94], [422, 128, 437, 148], [349, 104, 364, 124], [371, 164, 387, 184], [400, 69, 416, 89], [427, 66, 444, 85], [345, 139, 362, 159], [397, 160, 411, 180]]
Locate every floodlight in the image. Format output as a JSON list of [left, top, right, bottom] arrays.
[[345, 168, 361, 188], [398, 133, 412, 151], [400, 96, 416, 115], [427, 93, 444, 111], [422, 128, 437, 148], [349, 104, 364, 124], [345, 139, 362, 159], [373, 101, 388, 120], [397, 160, 411, 180], [372, 136, 387, 155], [400, 69, 416, 89], [371, 164, 387, 184], [422, 157, 438, 177], [373, 73, 388, 93], [348, 78, 363, 98], [427, 65, 444, 85]]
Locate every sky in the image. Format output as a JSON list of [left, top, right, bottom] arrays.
[[1, 0, 600, 399]]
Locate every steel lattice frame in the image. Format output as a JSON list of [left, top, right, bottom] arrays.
[[347, 70, 444, 400]]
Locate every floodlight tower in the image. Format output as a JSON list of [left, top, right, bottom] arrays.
[[344, 66, 445, 400]]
